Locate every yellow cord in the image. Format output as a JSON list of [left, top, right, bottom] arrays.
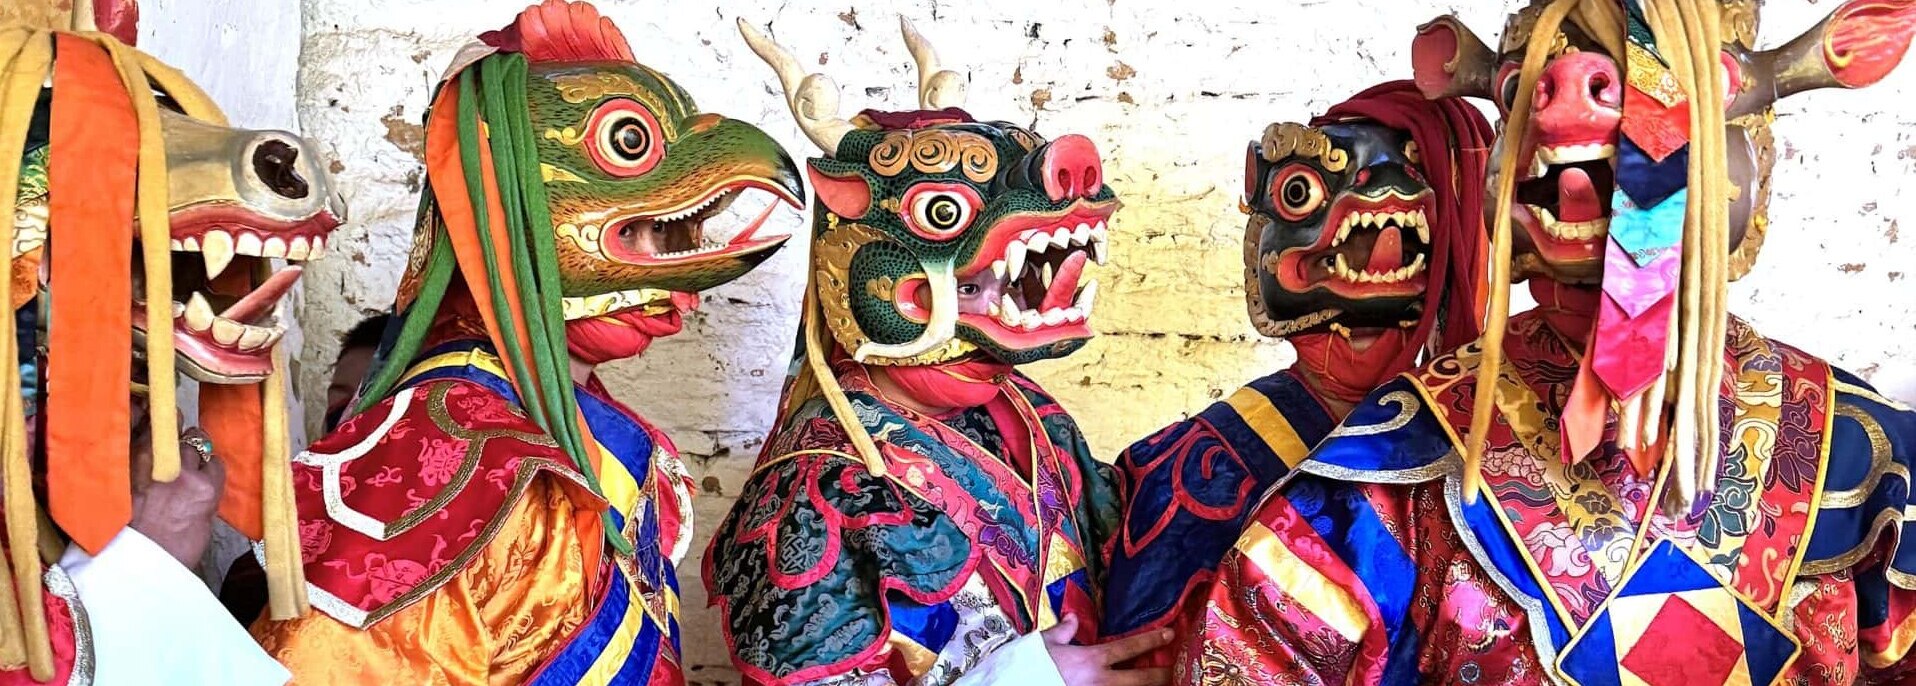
[[798, 279, 888, 477], [1466, 0, 1590, 503], [0, 30, 274, 676], [0, 542, 22, 671], [261, 347, 308, 619], [0, 30, 32, 671], [1642, 0, 1731, 512], [0, 27, 53, 682], [1570, 0, 1628, 60], [1467, 0, 1735, 511], [130, 50, 228, 124]]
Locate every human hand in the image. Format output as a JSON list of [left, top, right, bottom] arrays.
[[1042, 614, 1174, 686], [128, 425, 225, 570]]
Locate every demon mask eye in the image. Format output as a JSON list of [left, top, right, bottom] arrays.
[[899, 183, 982, 241], [1271, 164, 1327, 222]]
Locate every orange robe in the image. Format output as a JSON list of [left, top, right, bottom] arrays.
[[253, 479, 592, 685]]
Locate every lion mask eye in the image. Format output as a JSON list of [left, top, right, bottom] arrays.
[[899, 183, 983, 241]]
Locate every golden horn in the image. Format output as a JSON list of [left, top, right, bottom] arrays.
[[736, 18, 856, 154], [899, 17, 967, 110]]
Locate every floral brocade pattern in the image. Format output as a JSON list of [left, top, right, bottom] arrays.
[[1421, 313, 1830, 625], [255, 477, 599, 685], [706, 369, 1115, 685], [1471, 315, 1658, 625], [264, 345, 693, 684], [706, 449, 975, 679], [1184, 308, 1915, 684], [1181, 478, 1547, 686], [292, 379, 595, 620]]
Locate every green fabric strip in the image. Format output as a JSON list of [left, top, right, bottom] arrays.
[[477, 55, 630, 555], [502, 57, 595, 470], [454, 68, 548, 429], [354, 191, 455, 415], [353, 62, 631, 555]]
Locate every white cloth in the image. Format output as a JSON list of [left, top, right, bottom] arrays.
[[949, 630, 1066, 686], [59, 528, 288, 686]]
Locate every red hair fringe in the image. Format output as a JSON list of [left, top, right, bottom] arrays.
[[1314, 81, 1494, 371]]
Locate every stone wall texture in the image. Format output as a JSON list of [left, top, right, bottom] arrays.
[[223, 0, 1915, 680]]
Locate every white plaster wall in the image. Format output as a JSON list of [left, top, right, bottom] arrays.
[[137, 0, 307, 586], [282, 0, 1916, 679]]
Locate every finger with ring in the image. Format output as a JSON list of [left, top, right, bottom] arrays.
[[183, 434, 215, 465]]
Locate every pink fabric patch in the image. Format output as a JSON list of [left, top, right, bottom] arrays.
[[1590, 239, 1677, 401], [1592, 291, 1673, 402], [1601, 239, 1678, 318]]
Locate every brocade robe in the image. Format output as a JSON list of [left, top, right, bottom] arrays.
[[706, 365, 1119, 685], [0, 556, 83, 686], [253, 341, 694, 685], [1182, 312, 1916, 686], [1102, 370, 1335, 663]]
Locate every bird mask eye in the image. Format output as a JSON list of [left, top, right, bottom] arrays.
[[585, 98, 665, 177]]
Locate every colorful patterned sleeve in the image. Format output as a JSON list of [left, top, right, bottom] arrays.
[[1104, 412, 1295, 644], [1175, 476, 1396, 686], [705, 451, 977, 685], [1105, 418, 1244, 642], [252, 476, 592, 684], [1791, 371, 1916, 682], [1023, 376, 1122, 583]]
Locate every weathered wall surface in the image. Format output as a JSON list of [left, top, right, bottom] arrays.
[[287, 0, 1916, 679], [137, 0, 307, 586]]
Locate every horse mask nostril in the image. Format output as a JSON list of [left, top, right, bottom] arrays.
[[253, 140, 311, 200]]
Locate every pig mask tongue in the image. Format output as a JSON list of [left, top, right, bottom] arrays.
[[1558, 167, 1604, 223]]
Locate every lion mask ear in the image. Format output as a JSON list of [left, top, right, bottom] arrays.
[[807, 162, 872, 220]]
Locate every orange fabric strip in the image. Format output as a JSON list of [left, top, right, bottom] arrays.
[[203, 266, 267, 538], [424, 86, 536, 400], [471, 130, 538, 395], [203, 382, 264, 539], [423, 82, 599, 583], [45, 34, 137, 554], [1562, 351, 1608, 466]]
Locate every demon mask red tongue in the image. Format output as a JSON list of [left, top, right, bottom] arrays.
[[1558, 167, 1604, 223], [1040, 251, 1090, 311], [1367, 226, 1405, 271]]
